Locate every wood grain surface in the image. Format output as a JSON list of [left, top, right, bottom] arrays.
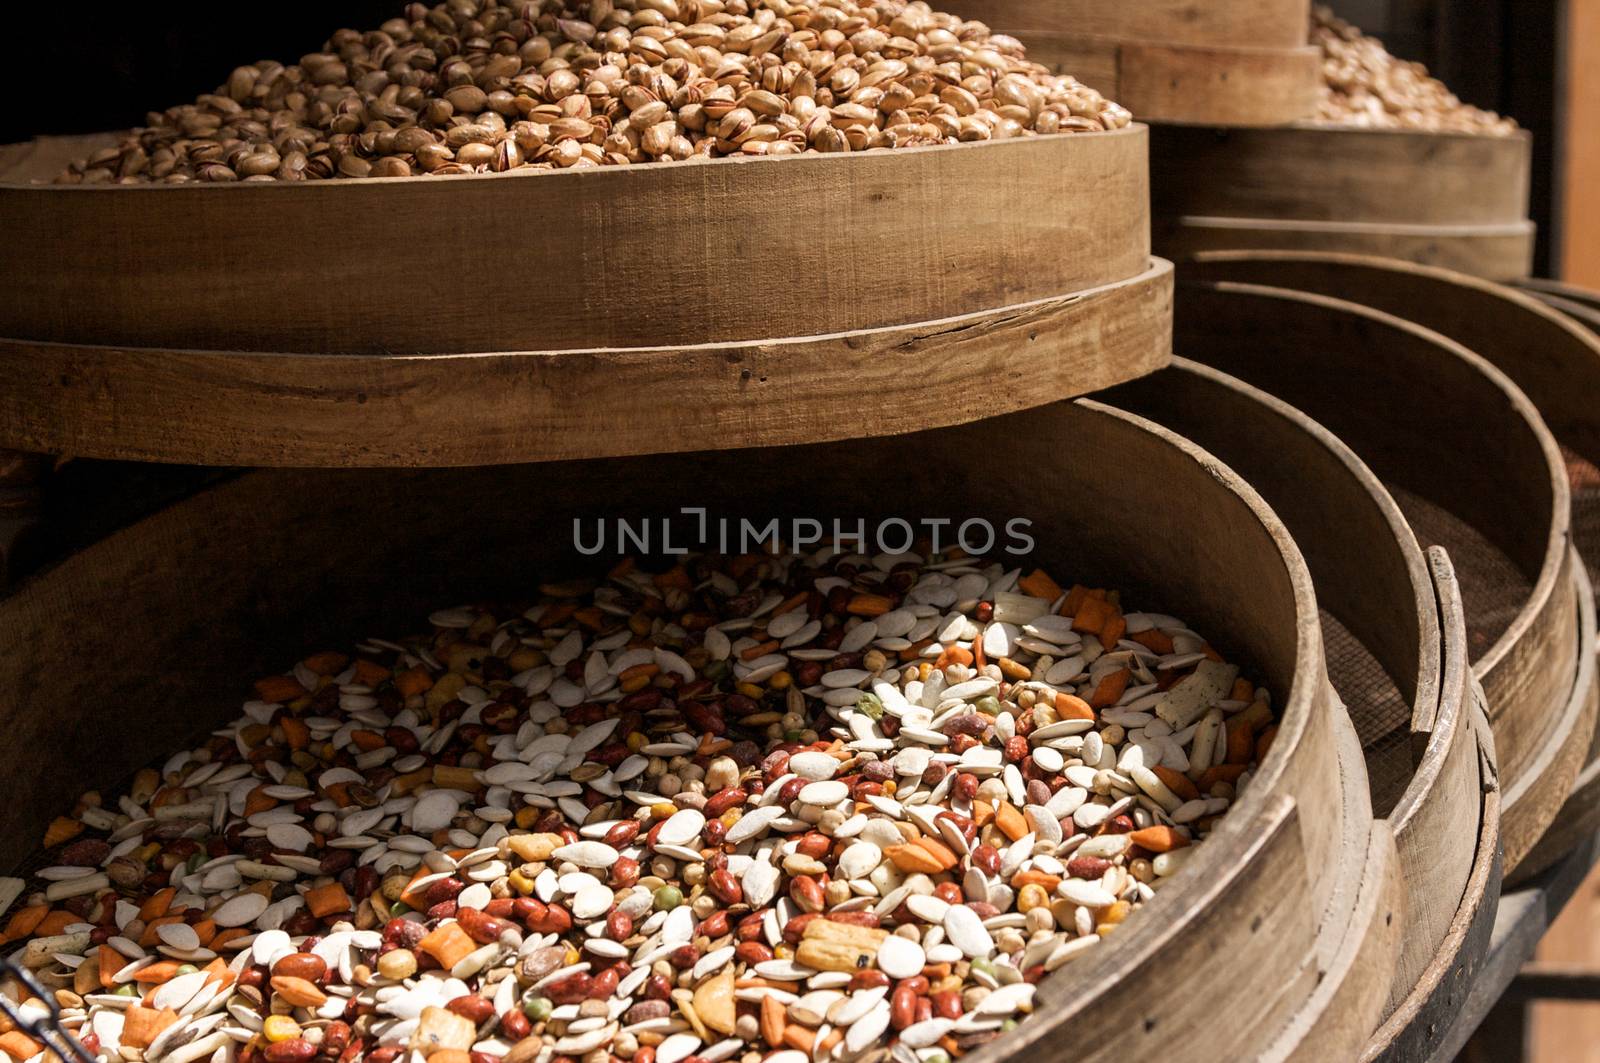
[[1181, 252, 1600, 882], [949, 0, 1313, 49], [1184, 254, 1600, 461], [944, 0, 1319, 123], [1107, 358, 1480, 1018], [1515, 278, 1600, 315], [1159, 216, 1536, 281], [1170, 279, 1580, 875], [1362, 693, 1502, 1063], [0, 260, 1173, 467], [0, 127, 1152, 355], [1500, 556, 1600, 883], [0, 399, 1388, 1061], [1152, 126, 1532, 225], [1150, 126, 1534, 279], [1382, 550, 1486, 1008]]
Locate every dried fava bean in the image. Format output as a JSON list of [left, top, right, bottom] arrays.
[[4, 544, 1272, 1062], [55, 0, 1132, 187]]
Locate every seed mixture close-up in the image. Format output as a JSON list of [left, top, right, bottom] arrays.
[[1309, 5, 1516, 135], [50, 0, 1130, 185], [0, 545, 1276, 1063]]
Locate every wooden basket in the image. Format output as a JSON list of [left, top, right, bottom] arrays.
[[1183, 252, 1600, 885], [1151, 126, 1535, 279], [946, 0, 1320, 126], [1106, 361, 1494, 1030], [0, 400, 1397, 1062], [1362, 695, 1500, 1063], [1168, 279, 1591, 877], [0, 128, 1170, 467], [1515, 278, 1600, 333]]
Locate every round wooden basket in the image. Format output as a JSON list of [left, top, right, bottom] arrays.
[[1515, 278, 1600, 334], [945, 0, 1320, 126], [1167, 279, 1592, 878], [1182, 252, 1600, 885], [1106, 360, 1496, 1044], [1150, 125, 1536, 280], [0, 400, 1398, 1062], [0, 127, 1170, 467]]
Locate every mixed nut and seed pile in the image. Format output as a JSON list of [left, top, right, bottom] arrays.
[[53, 0, 1130, 184], [1310, 5, 1516, 135], [1, 545, 1276, 1063]]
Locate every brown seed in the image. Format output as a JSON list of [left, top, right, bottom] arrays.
[[735, 941, 774, 965], [271, 953, 327, 982], [263, 1041, 317, 1063], [708, 869, 742, 905], [446, 995, 496, 1023], [789, 875, 824, 913]]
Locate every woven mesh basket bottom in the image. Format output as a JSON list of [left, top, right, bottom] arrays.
[[1388, 485, 1532, 664], [1321, 610, 1412, 818]]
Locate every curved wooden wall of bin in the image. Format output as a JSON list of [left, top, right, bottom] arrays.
[[1106, 360, 1496, 1049], [1515, 278, 1600, 334], [1170, 280, 1593, 877], [0, 402, 1399, 1062], [1150, 126, 1536, 280], [0, 128, 1170, 468], [1515, 278, 1600, 316], [946, 0, 1320, 126], [1183, 252, 1600, 884]]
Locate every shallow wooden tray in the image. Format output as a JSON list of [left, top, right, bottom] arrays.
[[0, 127, 1171, 467], [1170, 279, 1587, 876], [1184, 252, 1600, 881], [1108, 360, 1487, 1024], [0, 400, 1393, 1063], [947, 0, 1319, 125], [1151, 126, 1535, 279]]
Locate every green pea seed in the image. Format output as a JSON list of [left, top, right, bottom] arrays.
[[175, 964, 199, 976], [522, 996, 553, 1021], [975, 695, 1001, 716], [654, 885, 683, 910]]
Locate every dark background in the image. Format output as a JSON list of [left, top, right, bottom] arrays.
[[0, 0, 1570, 269]]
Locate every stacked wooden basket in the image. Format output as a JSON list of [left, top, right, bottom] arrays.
[[1, 3, 1597, 1063], [947, 0, 1536, 279]]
